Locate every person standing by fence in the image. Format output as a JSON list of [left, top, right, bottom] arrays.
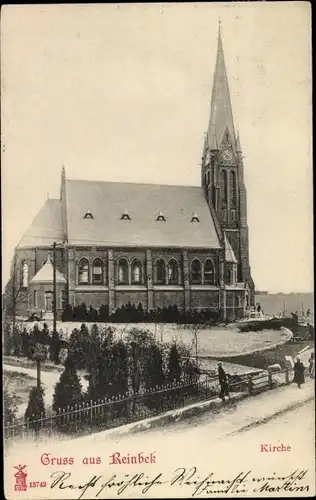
[[293, 357, 305, 388], [218, 362, 229, 401]]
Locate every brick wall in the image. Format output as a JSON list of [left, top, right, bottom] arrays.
[[74, 291, 109, 309], [190, 290, 219, 309], [115, 291, 148, 309], [153, 290, 184, 309]]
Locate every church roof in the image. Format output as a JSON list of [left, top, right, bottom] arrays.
[[65, 179, 222, 249], [18, 199, 63, 248], [224, 232, 237, 263], [207, 24, 236, 151], [30, 254, 66, 283]]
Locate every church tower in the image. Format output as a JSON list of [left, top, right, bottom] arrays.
[[201, 23, 255, 306]]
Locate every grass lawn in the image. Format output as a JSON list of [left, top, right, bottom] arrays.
[[219, 339, 313, 370], [22, 320, 290, 358]]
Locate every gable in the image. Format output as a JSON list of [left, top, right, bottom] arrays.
[[18, 199, 63, 248]]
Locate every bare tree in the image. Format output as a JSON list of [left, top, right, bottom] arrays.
[[3, 249, 28, 334]]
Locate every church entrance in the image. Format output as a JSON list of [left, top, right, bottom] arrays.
[[44, 291, 53, 312]]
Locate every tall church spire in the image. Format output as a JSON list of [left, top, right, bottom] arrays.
[[207, 21, 236, 150]]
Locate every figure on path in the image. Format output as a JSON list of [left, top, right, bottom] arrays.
[[293, 357, 305, 388], [308, 352, 315, 378], [218, 362, 229, 401]]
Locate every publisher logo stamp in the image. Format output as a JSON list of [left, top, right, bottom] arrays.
[[14, 465, 28, 492]]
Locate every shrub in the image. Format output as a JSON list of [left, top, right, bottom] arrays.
[[144, 344, 165, 390], [53, 358, 83, 413], [25, 386, 45, 432], [61, 302, 222, 325], [4, 381, 18, 425], [167, 343, 181, 383], [66, 325, 90, 370], [62, 304, 74, 322]]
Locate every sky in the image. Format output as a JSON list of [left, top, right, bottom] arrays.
[[1, 2, 313, 293]]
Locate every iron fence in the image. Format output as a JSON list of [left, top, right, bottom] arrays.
[[4, 368, 293, 442]]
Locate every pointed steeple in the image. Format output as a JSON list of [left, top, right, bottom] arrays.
[[236, 129, 242, 152], [209, 120, 218, 150], [207, 21, 236, 150]]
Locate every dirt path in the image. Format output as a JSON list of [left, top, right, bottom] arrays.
[[3, 364, 88, 417]]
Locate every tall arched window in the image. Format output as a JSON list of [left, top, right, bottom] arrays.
[[190, 259, 202, 284], [92, 258, 103, 284], [155, 259, 166, 284], [78, 258, 89, 284], [118, 258, 129, 284], [229, 170, 236, 207], [21, 261, 29, 288], [167, 259, 179, 285], [220, 169, 228, 206], [204, 259, 215, 285], [224, 266, 231, 284], [131, 259, 142, 284]]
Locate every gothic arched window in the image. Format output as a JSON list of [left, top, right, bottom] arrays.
[[131, 259, 142, 284], [190, 259, 202, 284], [220, 169, 228, 206], [167, 259, 179, 285], [78, 258, 89, 284], [155, 259, 166, 284], [229, 170, 236, 207], [224, 265, 231, 284], [204, 259, 215, 285], [21, 261, 29, 288], [118, 258, 129, 284], [207, 170, 210, 185], [92, 258, 103, 284]]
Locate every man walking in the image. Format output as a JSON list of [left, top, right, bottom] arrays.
[[293, 357, 305, 388], [218, 362, 229, 401]]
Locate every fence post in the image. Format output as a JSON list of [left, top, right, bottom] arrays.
[[248, 376, 253, 396], [90, 400, 93, 424], [285, 368, 289, 385], [268, 371, 273, 390]]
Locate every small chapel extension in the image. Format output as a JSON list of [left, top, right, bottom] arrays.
[[11, 25, 255, 321]]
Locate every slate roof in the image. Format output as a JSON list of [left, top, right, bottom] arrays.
[[224, 233, 237, 263], [30, 254, 66, 283], [18, 199, 63, 248], [65, 179, 221, 249]]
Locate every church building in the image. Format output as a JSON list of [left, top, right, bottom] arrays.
[[12, 26, 255, 321]]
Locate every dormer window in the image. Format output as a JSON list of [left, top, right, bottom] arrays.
[[191, 213, 200, 223], [156, 212, 166, 222], [121, 210, 131, 220], [83, 210, 94, 219]]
